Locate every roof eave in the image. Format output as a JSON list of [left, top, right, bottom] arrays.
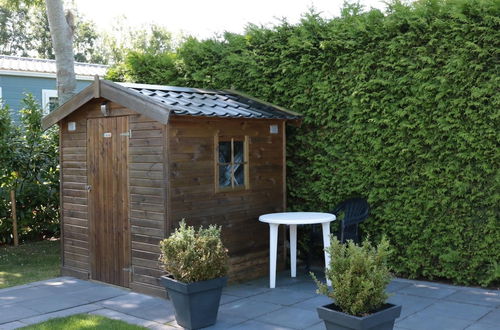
[[41, 82, 95, 130]]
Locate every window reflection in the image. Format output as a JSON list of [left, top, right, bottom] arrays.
[[219, 165, 232, 187], [217, 138, 247, 190], [234, 164, 244, 186], [219, 141, 231, 163]]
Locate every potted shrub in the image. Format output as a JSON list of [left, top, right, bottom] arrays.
[[312, 236, 401, 330], [159, 220, 229, 330]]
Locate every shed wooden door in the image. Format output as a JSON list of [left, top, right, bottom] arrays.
[[87, 116, 130, 287]]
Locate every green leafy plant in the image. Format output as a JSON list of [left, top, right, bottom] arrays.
[[312, 237, 392, 316], [0, 94, 59, 244], [159, 220, 229, 283]]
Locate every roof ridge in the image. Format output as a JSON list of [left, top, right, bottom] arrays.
[[118, 82, 224, 94]]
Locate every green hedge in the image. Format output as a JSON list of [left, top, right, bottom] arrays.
[[108, 0, 500, 286]]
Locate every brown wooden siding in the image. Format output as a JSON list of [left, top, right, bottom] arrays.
[[128, 115, 167, 296], [60, 114, 89, 278], [168, 117, 286, 282]]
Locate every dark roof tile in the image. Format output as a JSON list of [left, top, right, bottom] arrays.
[[119, 83, 300, 120]]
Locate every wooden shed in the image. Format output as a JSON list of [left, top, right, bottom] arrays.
[[42, 78, 300, 296]]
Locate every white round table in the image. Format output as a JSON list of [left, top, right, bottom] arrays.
[[259, 212, 336, 288]]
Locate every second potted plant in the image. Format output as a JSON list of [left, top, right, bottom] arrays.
[[312, 236, 401, 330], [159, 220, 229, 330]]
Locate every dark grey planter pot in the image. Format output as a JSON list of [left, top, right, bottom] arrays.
[[317, 303, 401, 330], [160, 275, 227, 330]]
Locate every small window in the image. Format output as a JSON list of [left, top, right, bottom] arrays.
[[215, 136, 249, 191], [42, 89, 58, 115]]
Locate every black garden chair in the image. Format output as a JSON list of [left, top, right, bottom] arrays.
[[304, 197, 370, 270], [332, 197, 370, 244]]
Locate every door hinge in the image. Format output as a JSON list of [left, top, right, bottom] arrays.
[[120, 130, 132, 138], [123, 267, 133, 273]]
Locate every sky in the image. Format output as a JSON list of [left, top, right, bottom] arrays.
[[73, 0, 389, 39]]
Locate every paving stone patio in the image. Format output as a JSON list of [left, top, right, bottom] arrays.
[[0, 271, 498, 330]]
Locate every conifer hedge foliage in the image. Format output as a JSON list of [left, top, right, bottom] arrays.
[[108, 0, 499, 286]]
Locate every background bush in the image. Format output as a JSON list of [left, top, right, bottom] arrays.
[[0, 94, 59, 244], [110, 0, 499, 287]]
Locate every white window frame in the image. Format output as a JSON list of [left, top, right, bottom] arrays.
[[42, 89, 58, 115]]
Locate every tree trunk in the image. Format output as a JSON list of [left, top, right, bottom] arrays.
[[45, 0, 76, 106]]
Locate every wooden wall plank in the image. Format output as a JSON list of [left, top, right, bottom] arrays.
[[60, 115, 88, 276], [128, 116, 167, 291], [168, 117, 286, 282]]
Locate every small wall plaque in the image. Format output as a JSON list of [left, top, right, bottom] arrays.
[[68, 122, 76, 132], [103, 132, 112, 138], [270, 124, 278, 134]]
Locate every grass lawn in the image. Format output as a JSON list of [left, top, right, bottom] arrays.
[[20, 314, 146, 330], [0, 240, 60, 289]]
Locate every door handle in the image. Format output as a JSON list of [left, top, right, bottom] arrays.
[[120, 130, 132, 137]]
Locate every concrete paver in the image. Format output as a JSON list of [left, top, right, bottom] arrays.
[[307, 322, 328, 330], [222, 284, 270, 298], [225, 320, 293, 330], [0, 321, 26, 330], [445, 289, 500, 307], [97, 292, 165, 311], [0, 304, 39, 324], [465, 323, 500, 330], [201, 312, 248, 330], [219, 294, 243, 305], [418, 301, 492, 321], [219, 299, 282, 319], [477, 308, 500, 325], [396, 312, 474, 330], [90, 308, 167, 328], [19, 295, 88, 314], [284, 280, 319, 293], [255, 306, 320, 329], [397, 282, 457, 299], [388, 293, 437, 318], [116, 302, 176, 324], [289, 295, 332, 311], [66, 284, 129, 301], [247, 287, 316, 306], [386, 280, 412, 293], [0, 286, 54, 305], [0, 271, 497, 330], [18, 304, 101, 325]]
